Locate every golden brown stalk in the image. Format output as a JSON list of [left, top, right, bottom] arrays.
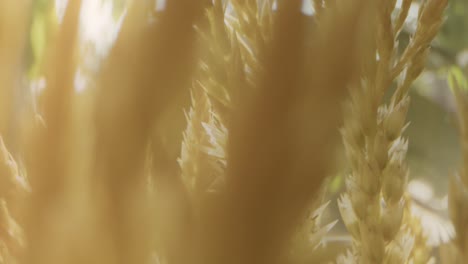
[[448, 70, 468, 263], [92, 1, 202, 263], [22, 1, 81, 263], [60, 85, 110, 264], [439, 242, 462, 264], [338, 0, 447, 263], [394, 0, 413, 35], [0, 1, 32, 140]]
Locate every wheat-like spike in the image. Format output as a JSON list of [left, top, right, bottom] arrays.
[[179, 0, 272, 197], [339, 0, 447, 263], [179, 92, 228, 197], [403, 197, 435, 264], [227, 0, 272, 88], [178, 0, 240, 198], [291, 198, 338, 262], [0, 137, 28, 264], [179, 2, 262, 257], [178, 2, 269, 264], [179, 89, 218, 195], [394, 0, 413, 36], [391, 0, 448, 80], [392, 47, 431, 106]]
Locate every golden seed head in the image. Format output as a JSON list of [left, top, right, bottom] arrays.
[[382, 159, 407, 204], [338, 194, 361, 240], [384, 97, 410, 141], [381, 201, 404, 241], [360, 224, 385, 263], [373, 130, 389, 170]]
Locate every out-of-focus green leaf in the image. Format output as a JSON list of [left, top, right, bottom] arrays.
[[448, 66, 468, 91], [28, 0, 57, 78], [112, 0, 127, 20], [29, 13, 47, 77], [329, 174, 343, 194], [439, 0, 468, 55]]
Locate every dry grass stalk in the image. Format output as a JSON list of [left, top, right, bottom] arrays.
[[338, 0, 447, 263], [0, 1, 32, 139], [0, 4, 32, 256], [22, 1, 81, 263], [15, 0, 202, 263], [448, 69, 468, 263], [92, 1, 202, 263]]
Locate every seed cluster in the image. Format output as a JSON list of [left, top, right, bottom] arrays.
[[338, 0, 448, 263]]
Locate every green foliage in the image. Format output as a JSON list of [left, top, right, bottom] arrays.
[[439, 0, 468, 53], [28, 0, 56, 78], [448, 66, 468, 91]]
